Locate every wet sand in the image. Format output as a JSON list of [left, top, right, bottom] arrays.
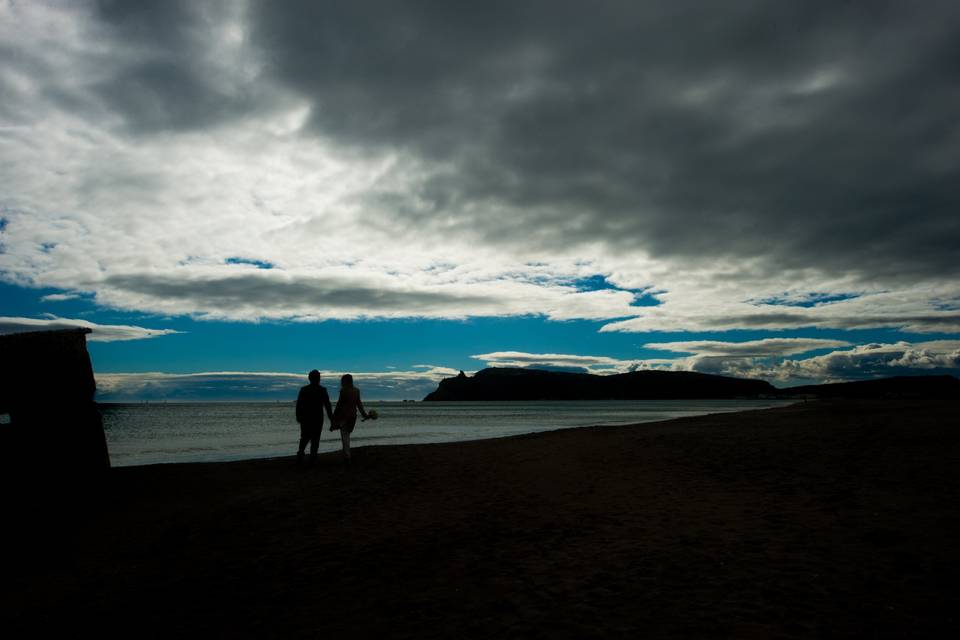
[[4, 400, 959, 638]]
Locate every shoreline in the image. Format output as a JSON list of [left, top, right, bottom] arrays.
[[5, 399, 959, 637], [103, 397, 798, 468]]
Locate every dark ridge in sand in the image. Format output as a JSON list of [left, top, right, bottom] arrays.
[[4, 400, 960, 638], [424, 366, 777, 401]]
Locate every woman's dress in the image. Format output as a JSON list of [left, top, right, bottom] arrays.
[[333, 387, 363, 433]]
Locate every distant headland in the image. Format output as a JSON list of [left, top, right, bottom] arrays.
[[423, 367, 776, 401], [423, 368, 960, 401]]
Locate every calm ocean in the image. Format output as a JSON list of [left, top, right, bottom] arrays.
[[101, 399, 794, 467]]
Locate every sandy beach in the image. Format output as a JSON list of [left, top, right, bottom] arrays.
[[4, 399, 959, 638]]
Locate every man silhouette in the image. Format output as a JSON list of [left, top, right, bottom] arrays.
[[296, 369, 334, 466]]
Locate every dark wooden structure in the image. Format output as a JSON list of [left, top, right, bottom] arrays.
[[0, 328, 109, 478]]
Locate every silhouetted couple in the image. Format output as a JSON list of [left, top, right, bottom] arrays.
[[296, 370, 370, 466]]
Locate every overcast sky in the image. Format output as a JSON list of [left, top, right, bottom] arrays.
[[1, 1, 958, 399]]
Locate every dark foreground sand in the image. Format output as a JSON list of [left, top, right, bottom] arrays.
[[4, 400, 960, 638]]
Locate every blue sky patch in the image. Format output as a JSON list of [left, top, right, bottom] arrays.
[[570, 275, 661, 307], [226, 257, 275, 269]]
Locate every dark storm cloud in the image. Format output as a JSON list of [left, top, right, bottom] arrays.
[[93, 60, 253, 132], [89, 0, 270, 132], [246, 0, 960, 281]]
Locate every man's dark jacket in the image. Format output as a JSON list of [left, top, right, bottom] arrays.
[[296, 383, 332, 426]]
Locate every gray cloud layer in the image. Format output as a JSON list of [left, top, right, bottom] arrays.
[[2, 1, 959, 332], [93, 268, 640, 320], [103, 272, 493, 315]]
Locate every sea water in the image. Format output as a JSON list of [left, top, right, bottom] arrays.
[[101, 399, 794, 467]]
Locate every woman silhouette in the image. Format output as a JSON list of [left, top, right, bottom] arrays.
[[330, 374, 369, 464]]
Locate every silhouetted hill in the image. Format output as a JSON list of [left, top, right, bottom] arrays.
[[423, 368, 777, 401], [782, 375, 960, 399]]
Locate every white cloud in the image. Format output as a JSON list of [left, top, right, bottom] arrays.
[[95, 366, 461, 401], [670, 340, 960, 384], [767, 341, 960, 383], [0, 316, 181, 342], [643, 338, 850, 357], [470, 341, 960, 385], [40, 293, 81, 302], [473, 351, 637, 373], [599, 287, 960, 334]]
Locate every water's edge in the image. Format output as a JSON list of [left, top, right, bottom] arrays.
[[102, 399, 797, 467]]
